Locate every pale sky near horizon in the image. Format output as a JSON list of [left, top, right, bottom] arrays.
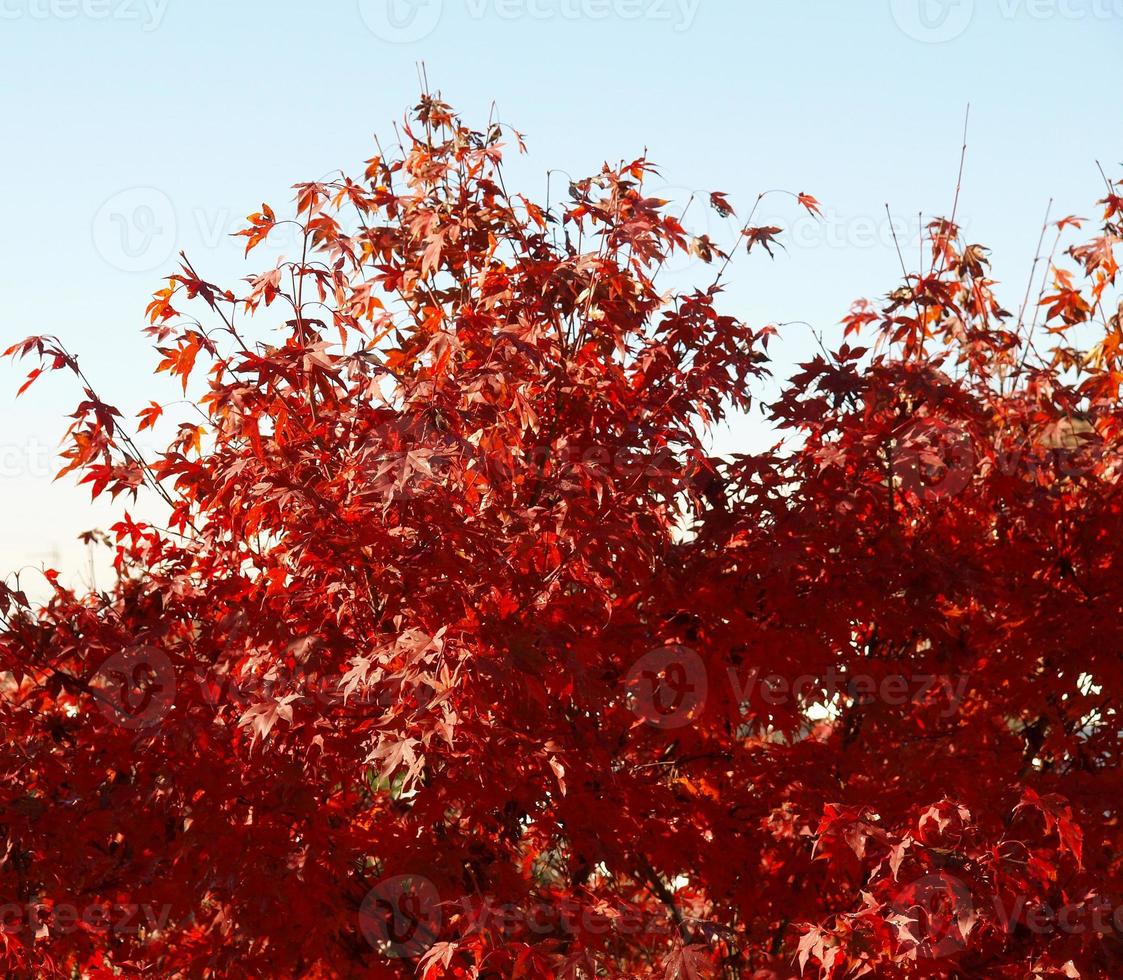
[[1, 0, 1120, 595]]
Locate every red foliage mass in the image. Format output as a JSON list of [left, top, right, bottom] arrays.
[[2, 96, 1123, 978]]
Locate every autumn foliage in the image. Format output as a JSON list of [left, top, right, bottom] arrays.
[[3, 96, 1123, 978]]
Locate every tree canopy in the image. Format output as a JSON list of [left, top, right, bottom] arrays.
[[3, 96, 1123, 978]]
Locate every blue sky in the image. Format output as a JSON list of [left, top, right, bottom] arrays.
[[1, 0, 1120, 590]]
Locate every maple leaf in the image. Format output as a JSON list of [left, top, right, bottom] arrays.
[[238, 693, 299, 745], [743, 225, 785, 256], [797, 191, 822, 216], [690, 235, 723, 263], [234, 202, 277, 255], [137, 401, 164, 432], [709, 191, 735, 218], [418, 941, 458, 978], [663, 943, 714, 979]]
